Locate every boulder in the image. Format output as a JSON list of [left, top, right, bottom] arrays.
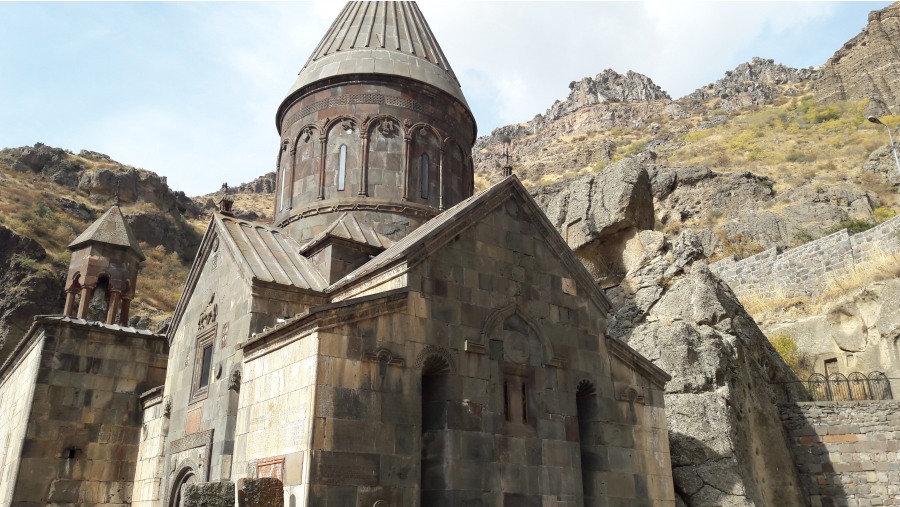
[[604, 232, 808, 506], [181, 481, 235, 507], [863, 142, 900, 186], [531, 157, 654, 284], [237, 477, 284, 507]]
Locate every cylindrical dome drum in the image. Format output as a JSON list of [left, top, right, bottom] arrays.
[[273, 1, 476, 244]]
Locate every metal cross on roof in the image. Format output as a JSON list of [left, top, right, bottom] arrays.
[[502, 143, 513, 177]]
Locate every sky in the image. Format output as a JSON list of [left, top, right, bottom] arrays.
[[0, 1, 892, 196]]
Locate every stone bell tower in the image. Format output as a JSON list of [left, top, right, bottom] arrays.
[[62, 203, 145, 325], [273, 1, 477, 244]]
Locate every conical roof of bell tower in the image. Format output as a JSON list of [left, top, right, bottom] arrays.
[[68, 205, 145, 260], [281, 1, 469, 113]]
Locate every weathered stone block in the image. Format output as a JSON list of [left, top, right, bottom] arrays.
[[182, 481, 235, 507], [237, 477, 283, 507]]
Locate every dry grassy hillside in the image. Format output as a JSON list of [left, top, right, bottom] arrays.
[[0, 146, 203, 328]]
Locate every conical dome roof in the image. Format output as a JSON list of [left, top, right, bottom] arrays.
[[283, 1, 469, 109]]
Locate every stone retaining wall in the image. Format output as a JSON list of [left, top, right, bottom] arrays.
[[711, 215, 900, 299], [780, 401, 900, 506]]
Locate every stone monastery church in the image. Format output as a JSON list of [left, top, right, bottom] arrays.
[[0, 2, 675, 506]]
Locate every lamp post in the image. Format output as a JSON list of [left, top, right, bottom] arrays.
[[867, 115, 900, 180]]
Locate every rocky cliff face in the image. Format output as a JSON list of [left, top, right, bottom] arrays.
[[685, 57, 820, 111], [5, 144, 200, 216], [532, 157, 807, 506], [531, 158, 655, 284], [0, 144, 205, 365], [0, 224, 63, 363], [649, 164, 879, 256], [235, 171, 276, 194], [475, 2, 900, 262], [541, 69, 672, 124], [765, 277, 900, 380], [813, 2, 900, 115], [1, 144, 203, 257]]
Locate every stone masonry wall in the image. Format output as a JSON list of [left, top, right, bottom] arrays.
[[0, 333, 43, 506], [9, 319, 167, 506], [711, 215, 900, 299], [780, 401, 900, 506], [133, 387, 166, 507]]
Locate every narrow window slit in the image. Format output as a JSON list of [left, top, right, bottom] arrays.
[[338, 144, 347, 191], [421, 153, 429, 198], [503, 381, 510, 421], [521, 382, 528, 423]]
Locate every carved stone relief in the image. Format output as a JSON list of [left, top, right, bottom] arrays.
[[198, 294, 217, 330]]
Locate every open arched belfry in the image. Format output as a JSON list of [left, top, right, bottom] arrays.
[[63, 203, 145, 325], [0, 2, 675, 506]]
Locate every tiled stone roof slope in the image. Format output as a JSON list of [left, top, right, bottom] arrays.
[[68, 205, 145, 259], [217, 215, 328, 291], [299, 212, 394, 253], [329, 175, 612, 313]]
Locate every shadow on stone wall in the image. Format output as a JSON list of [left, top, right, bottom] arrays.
[[780, 400, 900, 506]]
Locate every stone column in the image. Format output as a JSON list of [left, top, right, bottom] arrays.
[[402, 135, 411, 200], [119, 298, 132, 326], [317, 137, 327, 200], [63, 290, 77, 317], [358, 132, 369, 196], [77, 286, 94, 319], [106, 290, 121, 325], [287, 147, 296, 209], [438, 147, 445, 210]]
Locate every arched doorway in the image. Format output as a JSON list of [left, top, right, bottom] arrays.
[[168, 467, 197, 507]]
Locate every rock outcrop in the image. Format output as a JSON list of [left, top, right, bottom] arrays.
[[544, 70, 672, 122], [767, 278, 900, 378], [604, 232, 806, 506], [1, 144, 204, 258], [2, 144, 201, 216], [649, 164, 880, 255], [685, 57, 819, 111], [236, 171, 276, 194], [863, 140, 900, 186], [813, 2, 900, 115], [533, 156, 807, 506], [0, 224, 63, 364], [531, 157, 655, 284]]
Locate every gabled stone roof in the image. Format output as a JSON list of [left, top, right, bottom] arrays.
[[285, 1, 469, 108], [299, 212, 394, 253], [68, 205, 145, 260], [217, 215, 328, 291], [328, 175, 612, 314]]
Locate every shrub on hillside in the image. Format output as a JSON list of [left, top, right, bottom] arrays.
[[769, 334, 812, 379]]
